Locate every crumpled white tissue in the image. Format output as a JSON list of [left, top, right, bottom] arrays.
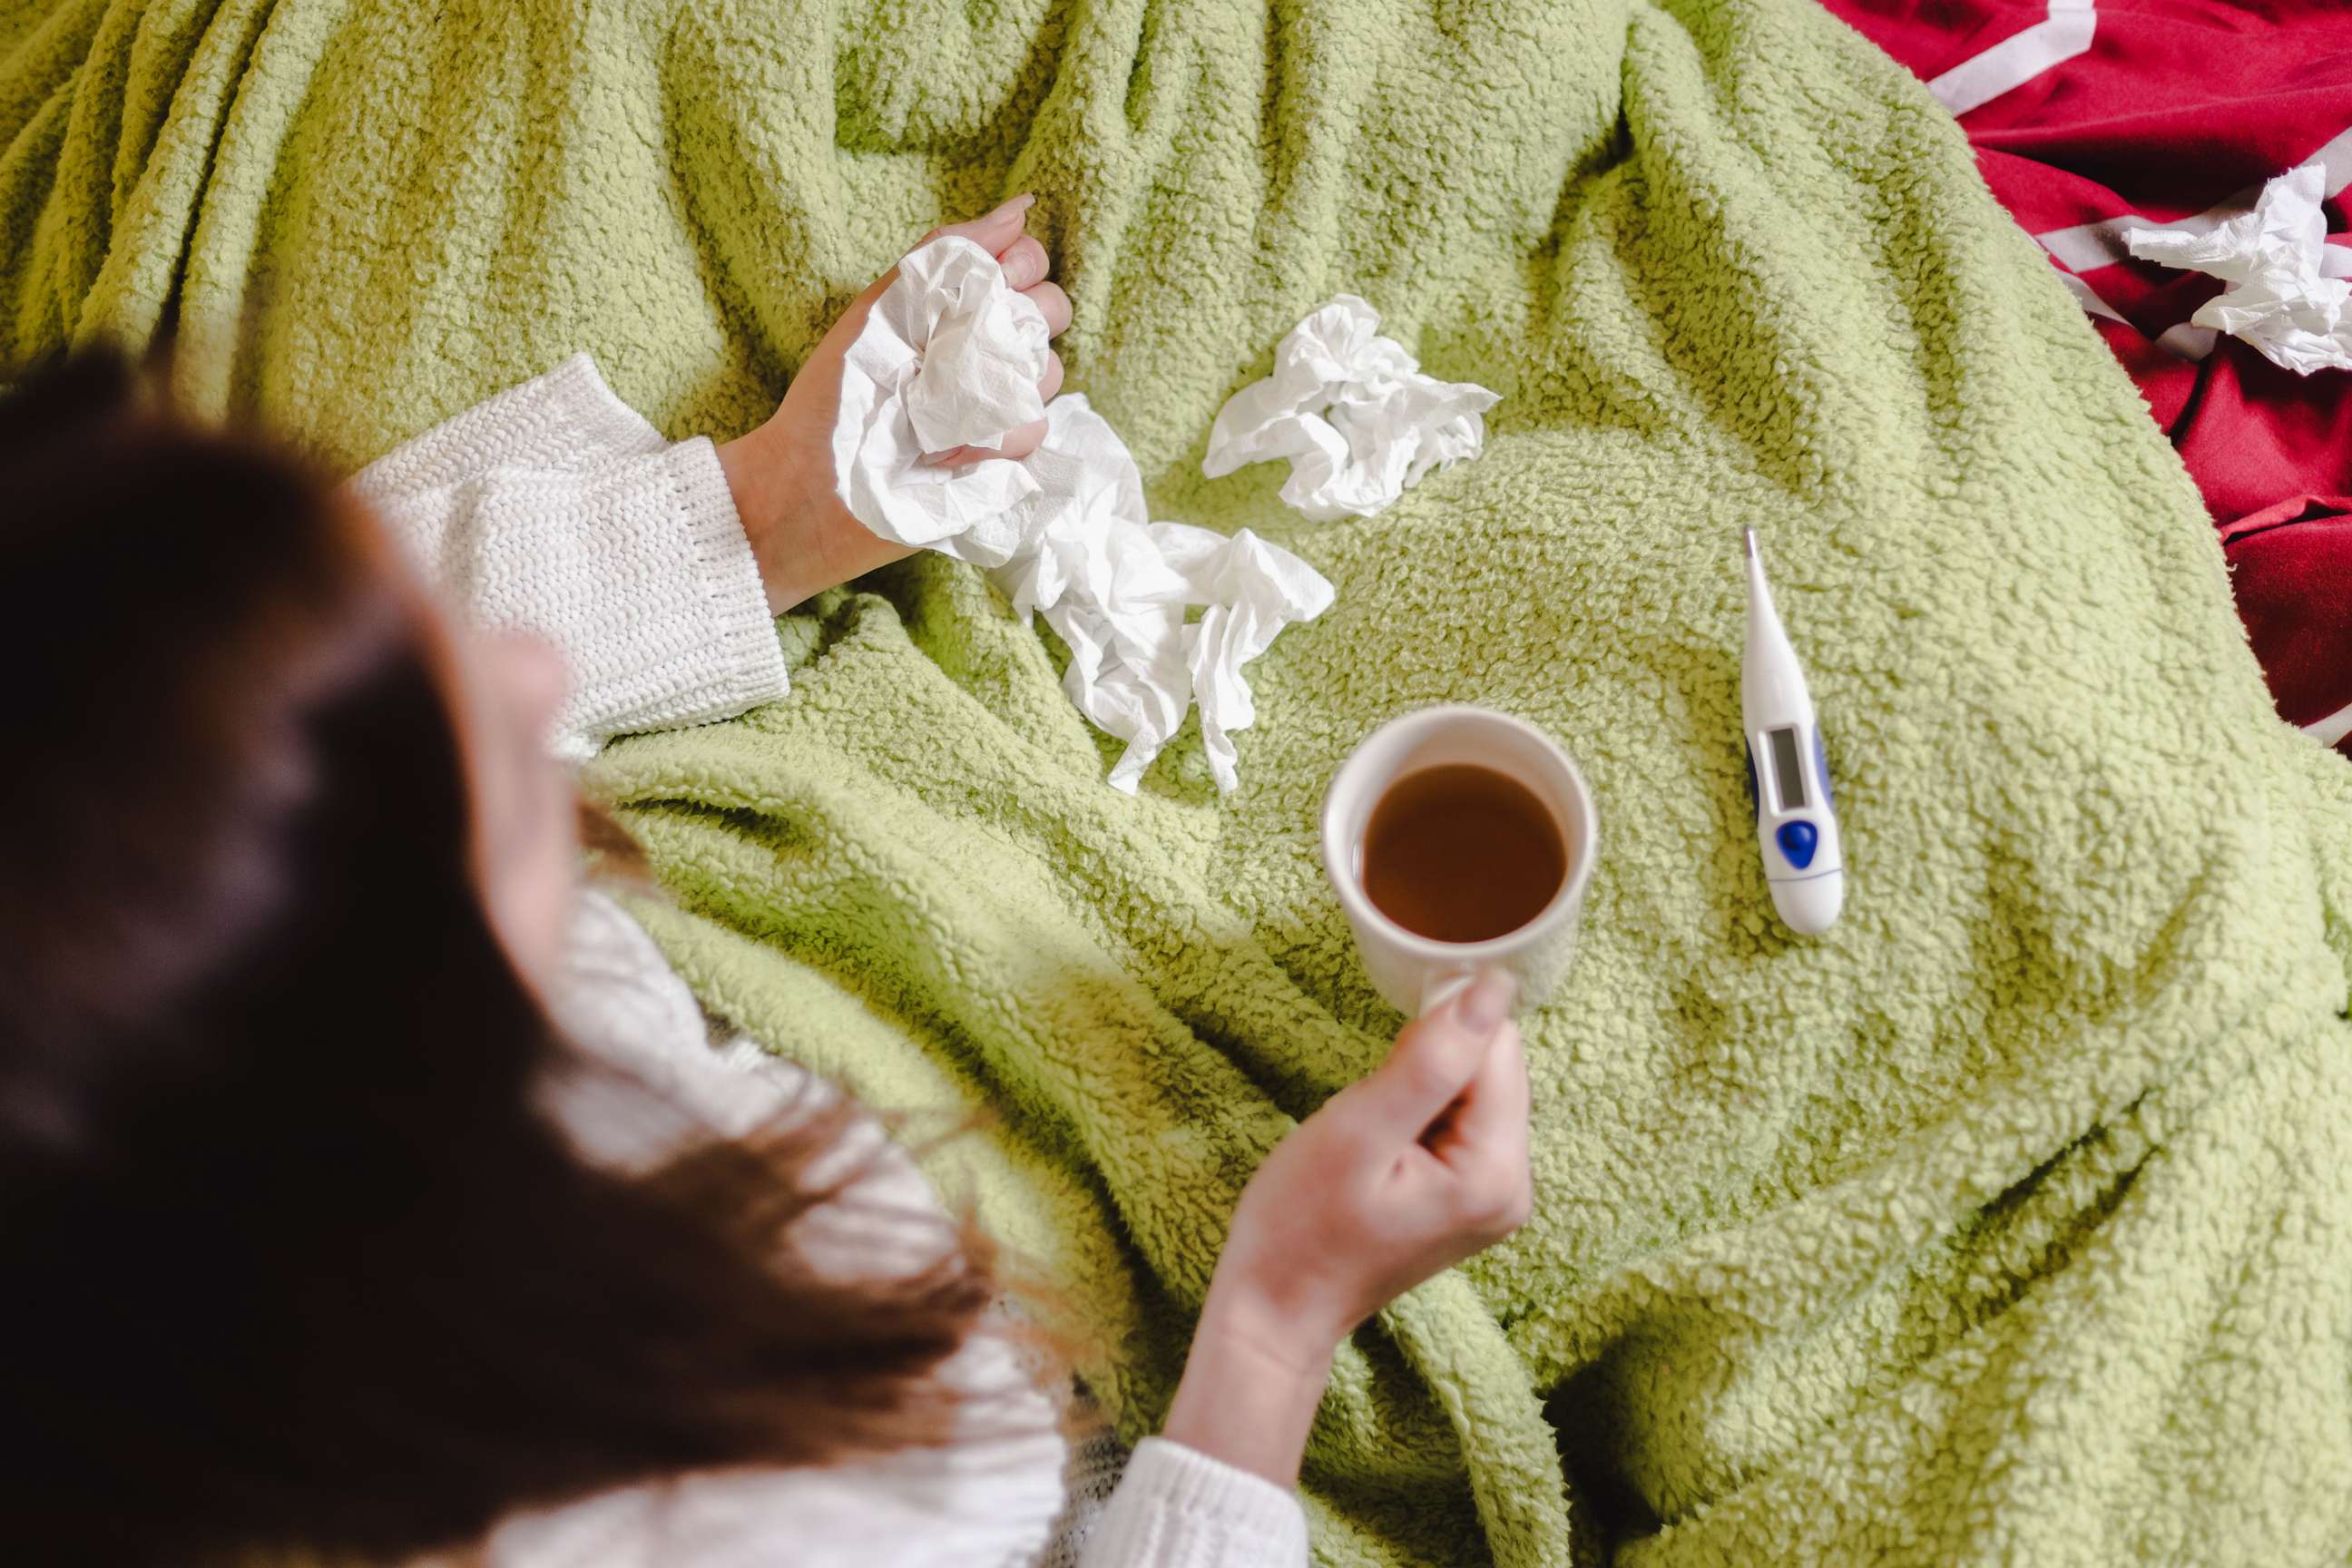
[[1200, 295, 1501, 521], [831, 237, 1053, 560], [2125, 162, 2352, 376], [830, 238, 1335, 793]]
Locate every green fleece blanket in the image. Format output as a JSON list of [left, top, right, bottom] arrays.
[[12, 1, 2352, 1563]]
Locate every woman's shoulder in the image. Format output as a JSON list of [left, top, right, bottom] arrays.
[[537, 887, 841, 1146], [478, 888, 1073, 1566], [544, 889, 958, 1276], [474, 1334, 1069, 1568]]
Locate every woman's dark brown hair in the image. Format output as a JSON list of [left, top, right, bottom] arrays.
[[0, 356, 997, 1563]]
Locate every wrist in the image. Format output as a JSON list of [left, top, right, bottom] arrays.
[[1160, 1285, 1338, 1489], [1196, 1274, 1347, 1379], [717, 421, 919, 613], [715, 423, 839, 614]]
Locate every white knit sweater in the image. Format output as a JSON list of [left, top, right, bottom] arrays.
[[350, 356, 1310, 1568]]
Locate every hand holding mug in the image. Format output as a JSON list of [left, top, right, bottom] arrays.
[[1161, 975, 1532, 1485], [1154, 705, 1592, 1490]]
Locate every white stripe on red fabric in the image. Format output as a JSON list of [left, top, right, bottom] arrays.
[[2038, 125, 2352, 273], [2039, 130, 2352, 354], [2152, 323, 2220, 361], [1927, 0, 2096, 119], [2307, 700, 2352, 749], [2056, 270, 2129, 323]]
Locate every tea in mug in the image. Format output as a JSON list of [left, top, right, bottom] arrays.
[[1361, 764, 1567, 944]]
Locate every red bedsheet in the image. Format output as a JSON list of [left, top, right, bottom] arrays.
[[1818, 0, 2352, 752]]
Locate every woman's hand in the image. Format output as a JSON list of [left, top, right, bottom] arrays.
[[716, 194, 1073, 613], [1161, 973, 1534, 1485]]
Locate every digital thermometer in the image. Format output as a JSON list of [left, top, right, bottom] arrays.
[[1741, 528, 1843, 936]]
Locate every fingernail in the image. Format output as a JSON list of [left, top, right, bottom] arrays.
[[1458, 973, 1517, 1036], [987, 192, 1036, 220]]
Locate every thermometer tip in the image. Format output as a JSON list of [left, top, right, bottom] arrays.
[[1742, 526, 1758, 560]]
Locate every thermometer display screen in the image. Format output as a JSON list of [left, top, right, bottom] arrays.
[[1768, 726, 1806, 809]]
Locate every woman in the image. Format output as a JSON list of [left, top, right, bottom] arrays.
[[0, 198, 1533, 1566]]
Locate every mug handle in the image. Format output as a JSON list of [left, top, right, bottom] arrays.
[[1419, 968, 1486, 1016]]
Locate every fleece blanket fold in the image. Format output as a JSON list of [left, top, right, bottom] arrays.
[[8, 0, 2352, 1563]]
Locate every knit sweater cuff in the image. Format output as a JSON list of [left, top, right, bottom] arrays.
[[647, 434, 793, 732], [495, 435, 785, 760], [349, 352, 668, 498], [354, 356, 793, 760], [1080, 1437, 1308, 1567]]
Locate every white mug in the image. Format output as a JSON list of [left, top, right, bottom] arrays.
[[1320, 705, 1600, 1015]]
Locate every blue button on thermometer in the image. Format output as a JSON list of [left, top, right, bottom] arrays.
[[1742, 528, 1843, 935]]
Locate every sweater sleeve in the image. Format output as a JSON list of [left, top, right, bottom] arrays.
[[1075, 1437, 1309, 1568], [348, 355, 789, 760]]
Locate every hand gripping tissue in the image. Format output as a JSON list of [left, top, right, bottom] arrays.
[[829, 238, 1335, 793]]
